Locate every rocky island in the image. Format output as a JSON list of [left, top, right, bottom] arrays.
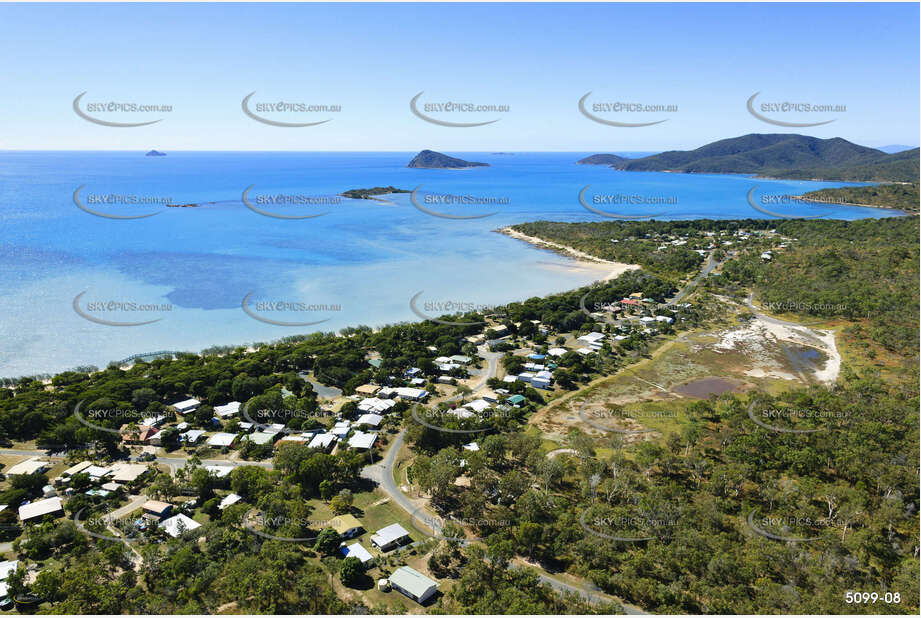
[[576, 153, 631, 165], [407, 149, 489, 169], [145, 149, 166, 156], [341, 186, 411, 200]]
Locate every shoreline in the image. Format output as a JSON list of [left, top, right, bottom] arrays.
[[497, 226, 641, 282]]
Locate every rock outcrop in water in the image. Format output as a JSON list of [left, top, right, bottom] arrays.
[[407, 150, 489, 169]]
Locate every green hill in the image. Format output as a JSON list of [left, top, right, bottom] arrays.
[[595, 134, 918, 182]]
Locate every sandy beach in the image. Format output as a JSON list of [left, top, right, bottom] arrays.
[[498, 227, 640, 282]]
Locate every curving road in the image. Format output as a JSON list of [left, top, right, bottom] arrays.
[[361, 430, 647, 613]]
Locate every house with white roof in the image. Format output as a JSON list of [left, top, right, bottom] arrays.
[[371, 522, 411, 550], [18, 497, 63, 522], [341, 542, 374, 566], [308, 433, 336, 451], [347, 431, 377, 450], [547, 347, 568, 357], [62, 460, 94, 477], [577, 332, 605, 345], [170, 398, 201, 415], [205, 465, 234, 479], [218, 493, 242, 510], [160, 513, 201, 537], [214, 401, 241, 418], [355, 413, 383, 428], [180, 429, 207, 444], [389, 566, 438, 604], [6, 457, 49, 476], [463, 399, 490, 414], [207, 432, 238, 448], [358, 398, 395, 414]]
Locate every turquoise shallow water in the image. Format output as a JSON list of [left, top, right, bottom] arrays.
[[0, 151, 902, 376]]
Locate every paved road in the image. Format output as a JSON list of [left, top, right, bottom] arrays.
[[361, 430, 647, 613], [667, 250, 719, 306]]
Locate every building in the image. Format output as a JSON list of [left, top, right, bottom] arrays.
[[205, 465, 234, 479], [180, 429, 207, 444], [18, 497, 64, 523], [577, 332, 605, 345], [207, 432, 238, 448], [341, 542, 374, 565], [170, 398, 201, 415], [214, 401, 241, 418], [246, 431, 275, 446], [506, 394, 526, 407], [355, 413, 383, 428], [142, 500, 173, 520], [331, 514, 363, 538], [62, 460, 94, 477], [463, 399, 490, 414], [120, 425, 160, 445], [218, 493, 242, 510], [358, 397, 395, 414], [308, 433, 336, 451], [84, 465, 113, 481], [160, 513, 201, 537], [389, 566, 438, 604], [370, 523, 411, 550], [354, 384, 381, 396], [6, 457, 49, 476], [347, 431, 377, 450], [109, 463, 149, 483]]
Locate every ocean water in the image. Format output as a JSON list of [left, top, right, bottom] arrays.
[[0, 151, 903, 377]]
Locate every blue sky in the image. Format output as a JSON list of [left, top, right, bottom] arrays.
[[0, 2, 917, 151]]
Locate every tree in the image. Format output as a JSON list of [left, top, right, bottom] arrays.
[[339, 556, 365, 586], [329, 489, 353, 514], [314, 528, 341, 555]]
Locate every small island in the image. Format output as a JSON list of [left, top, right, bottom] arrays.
[[341, 186, 411, 200], [145, 149, 166, 157], [166, 203, 200, 208], [576, 153, 631, 165], [407, 149, 489, 169]]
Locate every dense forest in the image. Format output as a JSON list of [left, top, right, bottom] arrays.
[[801, 182, 919, 213]]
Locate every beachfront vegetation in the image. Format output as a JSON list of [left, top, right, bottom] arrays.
[[0, 217, 917, 614]]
